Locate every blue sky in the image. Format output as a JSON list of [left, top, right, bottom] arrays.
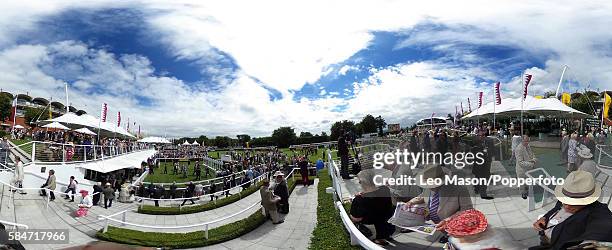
[[1, 1, 611, 136]]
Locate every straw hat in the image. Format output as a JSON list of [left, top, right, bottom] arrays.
[[444, 209, 488, 237], [273, 171, 285, 177], [554, 170, 601, 206], [577, 147, 593, 159], [416, 164, 446, 189]]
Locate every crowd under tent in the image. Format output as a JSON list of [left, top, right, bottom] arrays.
[[461, 96, 592, 120]]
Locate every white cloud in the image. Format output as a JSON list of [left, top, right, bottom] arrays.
[[338, 65, 360, 75], [2, 0, 612, 136]]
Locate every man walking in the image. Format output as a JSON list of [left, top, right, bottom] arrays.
[[12, 156, 25, 194], [40, 170, 56, 201], [515, 135, 537, 199], [181, 181, 196, 206], [260, 179, 283, 224], [102, 183, 115, 209]]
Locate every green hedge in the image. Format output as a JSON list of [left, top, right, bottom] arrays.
[[97, 175, 300, 248], [309, 168, 358, 250], [138, 174, 314, 215]]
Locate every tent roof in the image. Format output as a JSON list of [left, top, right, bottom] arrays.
[[462, 96, 592, 120], [74, 127, 97, 135], [42, 121, 70, 130], [75, 149, 156, 173], [43, 113, 135, 138], [138, 136, 171, 144]]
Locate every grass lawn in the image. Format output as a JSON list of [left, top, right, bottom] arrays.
[[98, 172, 302, 248], [144, 161, 218, 184], [309, 168, 358, 250], [139, 173, 315, 215], [10, 137, 33, 156]]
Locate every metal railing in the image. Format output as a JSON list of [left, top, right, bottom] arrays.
[[0, 219, 29, 230], [525, 168, 557, 211], [135, 171, 270, 209], [10, 141, 153, 164], [99, 168, 298, 238], [0, 179, 100, 210]]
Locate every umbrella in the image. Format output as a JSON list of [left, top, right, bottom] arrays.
[[13, 124, 25, 129], [74, 127, 97, 135], [42, 122, 70, 130]]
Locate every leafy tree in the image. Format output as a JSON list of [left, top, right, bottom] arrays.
[[24, 107, 44, 128], [236, 134, 251, 146], [197, 135, 209, 146], [271, 127, 297, 148], [543, 91, 556, 98], [359, 114, 378, 134], [250, 136, 273, 147], [0, 94, 11, 122], [214, 136, 231, 148], [375, 115, 386, 136], [330, 120, 356, 141]]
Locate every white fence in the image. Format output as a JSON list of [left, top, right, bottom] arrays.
[[10, 140, 153, 164], [98, 168, 298, 237]]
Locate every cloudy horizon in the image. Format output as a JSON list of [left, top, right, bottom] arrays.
[[1, 0, 611, 138]]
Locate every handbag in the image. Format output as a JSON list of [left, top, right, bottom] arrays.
[[356, 223, 373, 238]]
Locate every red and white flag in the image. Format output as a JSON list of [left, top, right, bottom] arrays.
[[467, 98, 472, 112], [523, 74, 533, 99], [495, 82, 502, 105], [100, 103, 108, 122], [127, 117, 130, 131], [117, 112, 121, 127], [10, 97, 17, 128], [478, 92, 483, 108]]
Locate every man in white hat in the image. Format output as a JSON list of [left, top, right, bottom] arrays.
[[577, 146, 597, 176], [404, 164, 472, 243], [532, 170, 611, 249]]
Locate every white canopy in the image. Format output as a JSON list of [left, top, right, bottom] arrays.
[[138, 136, 171, 144], [42, 122, 70, 130], [75, 149, 156, 173], [191, 141, 200, 146], [182, 141, 191, 145], [13, 124, 24, 129], [462, 96, 592, 120], [43, 113, 135, 138], [74, 127, 97, 135]]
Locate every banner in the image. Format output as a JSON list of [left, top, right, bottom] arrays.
[[117, 111, 121, 127], [478, 92, 483, 108], [495, 82, 502, 105], [604, 92, 611, 119], [523, 74, 533, 99], [467, 98, 472, 112], [561, 92, 571, 106], [101, 103, 108, 122]]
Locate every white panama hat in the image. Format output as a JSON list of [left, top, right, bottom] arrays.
[[554, 170, 601, 206]]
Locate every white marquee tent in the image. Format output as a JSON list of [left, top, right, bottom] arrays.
[[138, 136, 171, 144], [42, 112, 135, 138], [462, 96, 592, 120]]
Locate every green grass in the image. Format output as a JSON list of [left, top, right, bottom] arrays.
[[138, 173, 314, 215], [10, 137, 33, 156], [98, 172, 302, 248], [143, 161, 218, 184], [309, 168, 358, 250]]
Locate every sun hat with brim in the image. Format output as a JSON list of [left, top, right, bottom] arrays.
[[444, 209, 488, 237], [554, 170, 601, 206], [577, 148, 593, 159], [416, 164, 446, 189], [357, 168, 392, 187], [273, 171, 285, 177]]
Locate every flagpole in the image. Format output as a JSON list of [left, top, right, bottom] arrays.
[[521, 71, 525, 136], [11, 97, 16, 133], [65, 82, 69, 113], [555, 65, 568, 98], [493, 85, 496, 132]]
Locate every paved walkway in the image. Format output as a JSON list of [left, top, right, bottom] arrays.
[[207, 179, 318, 250], [0, 179, 265, 249]]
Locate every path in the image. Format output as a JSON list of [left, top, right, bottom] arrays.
[[208, 179, 319, 250]]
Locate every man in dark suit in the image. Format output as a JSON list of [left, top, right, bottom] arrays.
[[92, 182, 103, 206], [472, 130, 494, 200], [532, 171, 612, 249], [337, 130, 351, 179], [181, 181, 196, 206]]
